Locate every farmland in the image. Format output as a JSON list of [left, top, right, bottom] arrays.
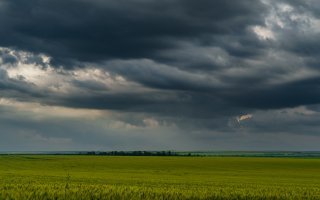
[[0, 155, 319, 199]]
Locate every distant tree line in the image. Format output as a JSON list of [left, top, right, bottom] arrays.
[[83, 151, 180, 156]]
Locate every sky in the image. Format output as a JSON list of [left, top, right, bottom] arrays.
[[0, 0, 320, 151]]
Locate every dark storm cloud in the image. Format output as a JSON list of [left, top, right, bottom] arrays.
[[102, 59, 224, 91], [0, 0, 271, 117], [0, 0, 267, 65], [72, 79, 109, 91], [1, 0, 320, 151], [223, 78, 320, 109], [264, 0, 320, 58]]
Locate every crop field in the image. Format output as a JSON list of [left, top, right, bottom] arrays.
[[0, 156, 319, 199]]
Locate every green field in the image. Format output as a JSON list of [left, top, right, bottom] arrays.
[[0, 156, 319, 199]]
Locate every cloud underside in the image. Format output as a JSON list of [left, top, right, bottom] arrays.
[[0, 0, 320, 150]]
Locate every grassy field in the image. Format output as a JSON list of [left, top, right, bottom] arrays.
[[0, 156, 319, 199]]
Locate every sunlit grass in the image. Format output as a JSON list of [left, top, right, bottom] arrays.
[[0, 156, 319, 199]]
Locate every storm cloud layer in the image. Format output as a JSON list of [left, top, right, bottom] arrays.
[[0, 0, 320, 151]]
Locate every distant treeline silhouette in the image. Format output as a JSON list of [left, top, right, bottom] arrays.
[[84, 151, 180, 156]]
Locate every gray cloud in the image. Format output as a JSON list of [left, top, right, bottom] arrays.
[[0, 0, 320, 150], [0, 0, 267, 65]]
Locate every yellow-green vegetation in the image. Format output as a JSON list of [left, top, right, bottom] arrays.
[[0, 156, 320, 199]]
